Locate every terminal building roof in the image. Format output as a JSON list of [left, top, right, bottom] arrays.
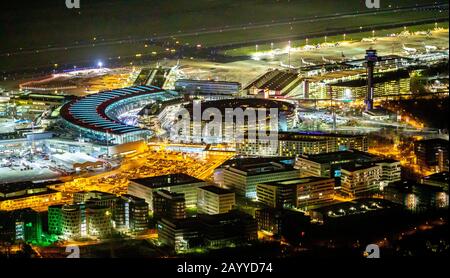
[[60, 85, 178, 135]]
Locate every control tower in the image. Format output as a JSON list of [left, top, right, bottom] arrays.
[[364, 49, 379, 111]]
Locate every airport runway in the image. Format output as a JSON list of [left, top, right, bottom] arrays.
[[1, 2, 447, 57]]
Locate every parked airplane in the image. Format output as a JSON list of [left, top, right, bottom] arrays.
[[423, 43, 438, 53], [403, 44, 417, 54], [322, 56, 336, 64], [303, 45, 316, 51], [301, 58, 316, 66], [280, 61, 300, 69]]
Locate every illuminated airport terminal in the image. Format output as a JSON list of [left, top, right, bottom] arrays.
[[60, 85, 180, 144], [0, 0, 448, 261]]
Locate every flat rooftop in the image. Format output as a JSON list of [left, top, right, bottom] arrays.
[[158, 217, 200, 230], [0, 187, 59, 201], [278, 131, 366, 141], [199, 185, 234, 195], [423, 171, 449, 184], [229, 161, 296, 176], [341, 163, 380, 172], [155, 189, 185, 199], [0, 208, 38, 222], [184, 98, 296, 115], [262, 176, 333, 187], [223, 157, 294, 167], [415, 138, 449, 145], [375, 158, 400, 164], [130, 173, 205, 189], [299, 150, 375, 164], [121, 194, 147, 203], [386, 180, 446, 193], [198, 210, 253, 223], [176, 79, 241, 86], [306, 69, 365, 83], [0, 180, 61, 195], [312, 198, 400, 217]]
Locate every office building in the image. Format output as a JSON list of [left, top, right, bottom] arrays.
[[375, 159, 402, 187], [279, 132, 368, 155], [236, 132, 368, 157], [197, 186, 235, 215], [256, 181, 296, 209], [157, 210, 257, 252], [0, 180, 63, 211], [341, 163, 382, 197], [48, 205, 63, 236], [257, 177, 335, 209], [86, 203, 112, 238], [61, 204, 84, 239], [293, 177, 335, 209], [223, 161, 300, 198], [421, 172, 449, 191], [128, 173, 207, 210], [414, 138, 449, 173], [73, 191, 118, 208], [175, 79, 241, 100], [114, 194, 149, 232], [157, 217, 201, 253], [59, 202, 115, 239], [153, 190, 187, 220], [291, 65, 411, 100], [0, 209, 43, 243], [295, 150, 376, 178], [255, 208, 310, 237], [384, 180, 449, 212], [199, 210, 258, 248]]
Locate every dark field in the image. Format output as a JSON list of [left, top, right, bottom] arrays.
[[0, 0, 448, 72], [1, 0, 444, 51]]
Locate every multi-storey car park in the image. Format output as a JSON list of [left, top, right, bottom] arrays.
[[60, 85, 180, 144]]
